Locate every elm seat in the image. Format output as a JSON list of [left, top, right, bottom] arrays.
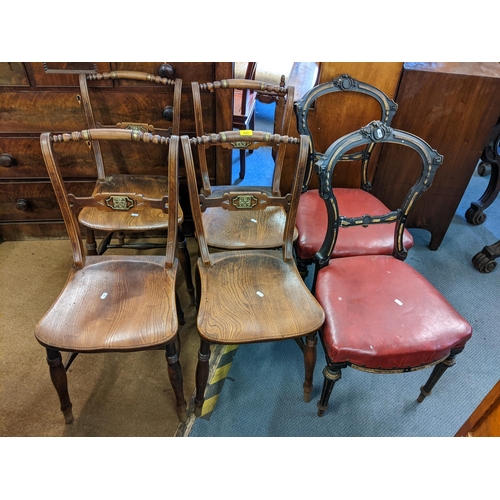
[[305, 121, 473, 416], [35, 256, 178, 352], [203, 185, 298, 249], [315, 255, 472, 369], [79, 174, 184, 232], [296, 188, 413, 260]]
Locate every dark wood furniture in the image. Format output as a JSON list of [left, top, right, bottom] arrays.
[[37, 129, 187, 424], [455, 380, 500, 437], [181, 131, 324, 417], [371, 62, 500, 250], [309, 121, 472, 416], [0, 62, 233, 241]]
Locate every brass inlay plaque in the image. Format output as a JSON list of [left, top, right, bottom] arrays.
[[232, 195, 258, 209], [105, 195, 134, 211]]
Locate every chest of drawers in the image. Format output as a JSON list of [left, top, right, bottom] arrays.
[[0, 62, 232, 240]]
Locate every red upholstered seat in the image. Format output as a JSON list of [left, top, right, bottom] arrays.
[[296, 188, 414, 260], [315, 255, 472, 369]]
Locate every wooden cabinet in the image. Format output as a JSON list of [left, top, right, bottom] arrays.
[[455, 380, 500, 437], [0, 62, 232, 240], [371, 62, 500, 250]]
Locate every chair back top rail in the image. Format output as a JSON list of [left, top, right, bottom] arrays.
[[40, 129, 179, 269], [181, 132, 309, 266], [295, 73, 398, 191], [315, 121, 443, 265]]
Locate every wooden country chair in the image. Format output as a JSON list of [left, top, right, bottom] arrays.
[[307, 121, 472, 415], [37, 129, 187, 424], [191, 75, 295, 182], [181, 131, 325, 417], [77, 71, 194, 303], [294, 74, 413, 277]]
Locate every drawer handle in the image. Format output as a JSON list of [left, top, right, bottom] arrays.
[[0, 154, 16, 168], [162, 105, 174, 122], [158, 63, 175, 79], [15, 199, 30, 211]]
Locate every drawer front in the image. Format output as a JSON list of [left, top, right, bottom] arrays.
[[0, 63, 30, 87], [0, 91, 87, 133], [0, 137, 97, 179], [0, 180, 95, 221]]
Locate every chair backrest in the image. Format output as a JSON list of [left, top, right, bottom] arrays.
[[79, 71, 182, 180], [315, 121, 443, 266], [295, 73, 398, 191], [181, 131, 309, 265], [191, 79, 296, 196], [40, 129, 179, 269]]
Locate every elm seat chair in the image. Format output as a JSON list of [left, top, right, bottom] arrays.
[[191, 76, 295, 183], [294, 74, 413, 276], [190, 80, 296, 252], [308, 121, 472, 416], [181, 131, 325, 417], [77, 72, 194, 303], [37, 129, 187, 424]]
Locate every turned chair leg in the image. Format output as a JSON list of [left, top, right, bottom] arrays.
[[165, 343, 187, 423], [46, 348, 74, 424], [194, 339, 211, 417], [85, 227, 98, 256], [97, 231, 114, 255], [303, 332, 317, 403], [176, 225, 195, 304], [175, 292, 185, 326], [317, 364, 342, 417], [239, 149, 246, 180], [417, 347, 464, 402]]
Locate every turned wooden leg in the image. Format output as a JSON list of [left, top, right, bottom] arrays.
[[97, 231, 114, 255], [317, 364, 342, 417], [176, 225, 195, 304], [194, 339, 211, 417], [165, 343, 187, 423], [303, 332, 317, 403], [46, 348, 74, 424], [85, 227, 97, 256], [296, 256, 311, 280], [239, 149, 246, 180], [194, 263, 201, 310], [175, 292, 185, 326], [417, 347, 464, 403]]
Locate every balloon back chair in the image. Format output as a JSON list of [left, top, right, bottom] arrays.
[[181, 131, 325, 417], [77, 71, 194, 303], [308, 121, 472, 415], [191, 76, 295, 182], [37, 129, 187, 424], [294, 74, 413, 277]]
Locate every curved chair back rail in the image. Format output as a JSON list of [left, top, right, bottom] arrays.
[[315, 121, 443, 265], [295, 73, 398, 191]]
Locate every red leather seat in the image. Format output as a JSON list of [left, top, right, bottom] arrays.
[[316, 255, 472, 369], [296, 188, 414, 260]]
